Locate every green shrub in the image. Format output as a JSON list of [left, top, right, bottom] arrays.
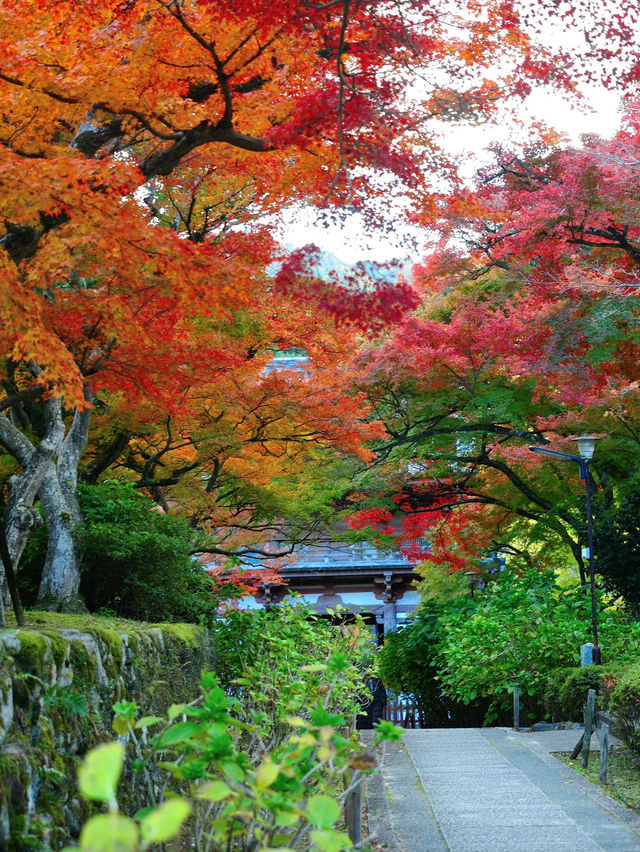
[[211, 605, 375, 733], [542, 667, 572, 722], [432, 570, 590, 724], [594, 491, 640, 607], [20, 482, 218, 624], [609, 663, 640, 753], [376, 610, 489, 727], [378, 570, 640, 727], [543, 665, 620, 722], [66, 676, 400, 852]]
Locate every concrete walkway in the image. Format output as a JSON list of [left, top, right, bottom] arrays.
[[365, 728, 640, 851]]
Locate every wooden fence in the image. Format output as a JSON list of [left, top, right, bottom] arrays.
[[384, 695, 424, 728]]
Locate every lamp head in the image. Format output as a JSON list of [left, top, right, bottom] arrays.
[[572, 435, 599, 460]]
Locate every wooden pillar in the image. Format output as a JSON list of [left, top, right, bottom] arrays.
[[383, 599, 397, 634], [599, 723, 609, 785], [344, 771, 362, 844], [382, 572, 397, 635]]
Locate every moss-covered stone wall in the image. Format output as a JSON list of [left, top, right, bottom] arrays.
[[0, 612, 213, 851]]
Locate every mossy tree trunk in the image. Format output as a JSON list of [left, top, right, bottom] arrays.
[[0, 397, 66, 620], [0, 388, 93, 614], [37, 401, 92, 608]]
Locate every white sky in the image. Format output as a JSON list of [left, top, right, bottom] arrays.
[[276, 84, 622, 265]]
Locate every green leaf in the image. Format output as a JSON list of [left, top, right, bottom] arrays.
[[134, 716, 165, 729], [372, 720, 404, 743], [139, 798, 191, 844], [255, 759, 280, 788], [285, 715, 308, 728], [68, 692, 89, 716], [112, 701, 138, 721], [112, 715, 131, 736], [206, 686, 232, 709], [133, 806, 154, 821], [180, 705, 208, 718], [327, 652, 350, 673], [200, 671, 219, 691], [311, 708, 344, 726], [157, 721, 201, 748], [310, 828, 352, 851], [197, 780, 233, 801], [274, 812, 299, 827], [221, 760, 245, 783], [78, 743, 124, 803], [306, 795, 341, 829], [79, 813, 138, 852]]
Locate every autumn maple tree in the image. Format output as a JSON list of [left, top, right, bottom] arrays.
[[84, 301, 387, 559], [1, 0, 634, 619], [343, 100, 640, 592]]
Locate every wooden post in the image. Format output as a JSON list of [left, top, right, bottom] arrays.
[[599, 723, 609, 785], [513, 684, 520, 731], [581, 688, 596, 769], [570, 733, 584, 760], [344, 771, 362, 845]]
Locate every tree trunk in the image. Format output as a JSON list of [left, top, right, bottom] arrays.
[[37, 401, 92, 608], [0, 394, 93, 613], [0, 399, 66, 613]]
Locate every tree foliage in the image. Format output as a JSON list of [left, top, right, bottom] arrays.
[[379, 571, 640, 725], [593, 490, 640, 608], [2, 0, 640, 613], [375, 610, 489, 726], [1, 0, 563, 610], [343, 101, 640, 595], [0, 0, 566, 403]]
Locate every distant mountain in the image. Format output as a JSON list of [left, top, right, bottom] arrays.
[[276, 245, 413, 285]]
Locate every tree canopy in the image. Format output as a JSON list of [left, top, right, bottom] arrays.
[[2, 0, 640, 615], [341, 101, 640, 598]]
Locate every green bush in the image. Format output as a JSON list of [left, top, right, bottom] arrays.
[[543, 665, 620, 722], [609, 663, 640, 753], [376, 570, 640, 727], [20, 482, 218, 624], [541, 667, 572, 722], [376, 610, 489, 727], [434, 570, 640, 724], [67, 676, 399, 852], [432, 570, 588, 724], [594, 491, 640, 607], [211, 604, 375, 733]]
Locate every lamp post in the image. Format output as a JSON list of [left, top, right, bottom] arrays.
[[464, 570, 479, 598], [528, 436, 601, 665]]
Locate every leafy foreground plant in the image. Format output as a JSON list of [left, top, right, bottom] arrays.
[[210, 607, 378, 741], [64, 673, 401, 852]]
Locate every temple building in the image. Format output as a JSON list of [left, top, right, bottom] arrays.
[[239, 537, 421, 640]]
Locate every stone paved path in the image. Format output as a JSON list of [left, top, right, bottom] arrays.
[[365, 728, 640, 852]]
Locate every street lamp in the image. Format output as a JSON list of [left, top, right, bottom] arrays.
[[464, 570, 480, 598], [528, 436, 601, 665]]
